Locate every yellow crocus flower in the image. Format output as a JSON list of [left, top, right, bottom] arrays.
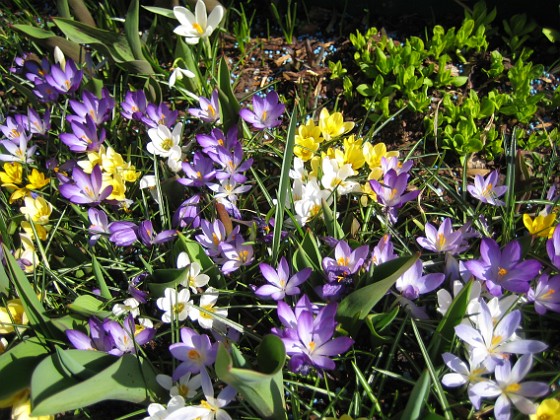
[[523, 213, 556, 238], [25, 169, 50, 190], [21, 221, 48, 241], [9, 188, 31, 204], [11, 389, 54, 420], [13, 233, 39, 273], [363, 142, 399, 170], [296, 119, 323, 144], [0, 299, 28, 334], [530, 398, 560, 420], [343, 135, 366, 170], [77, 145, 105, 173], [20, 196, 52, 225], [102, 146, 126, 175], [104, 173, 127, 202], [0, 162, 23, 186], [318, 108, 354, 141], [294, 136, 320, 162]]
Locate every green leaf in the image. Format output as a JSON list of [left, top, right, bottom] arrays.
[[11, 25, 84, 64], [218, 56, 241, 131], [31, 351, 165, 416], [91, 255, 111, 300], [2, 244, 60, 340], [0, 338, 50, 403], [67, 295, 111, 318], [321, 198, 344, 239], [147, 268, 189, 297], [125, 0, 147, 61], [400, 369, 430, 420], [272, 107, 297, 263], [215, 335, 286, 419], [337, 254, 418, 334], [142, 5, 176, 19]]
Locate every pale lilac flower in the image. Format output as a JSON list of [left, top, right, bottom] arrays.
[[527, 274, 560, 315], [0, 132, 37, 163], [59, 165, 113, 205], [416, 218, 468, 254], [173, 0, 225, 45], [441, 352, 489, 408], [395, 260, 445, 300], [467, 170, 508, 206], [214, 144, 253, 184], [437, 280, 482, 316], [469, 354, 549, 418], [239, 91, 285, 130], [121, 90, 147, 121], [25, 107, 51, 135], [454, 300, 548, 370], [221, 236, 253, 274], [157, 288, 191, 323], [369, 169, 420, 224], [464, 238, 542, 296], [380, 156, 413, 177], [60, 115, 106, 152], [189, 287, 228, 330], [188, 90, 220, 123], [255, 256, 311, 300], [370, 234, 397, 266], [169, 327, 217, 379], [87, 208, 110, 246], [546, 225, 560, 270], [195, 219, 230, 257]]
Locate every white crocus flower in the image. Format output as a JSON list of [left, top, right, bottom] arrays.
[[157, 288, 191, 323], [173, 0, 225, 45], [321, 157, 359, 195], [112, 297, 140, 318], [147, 123, 183, 159], [169, 67, 195, 87], [293, 179, 331, 226], [144, 395, 186, 420], [189, 287, 228, 330], [139, 175, 162, 205], [177, 252, 210, 293]]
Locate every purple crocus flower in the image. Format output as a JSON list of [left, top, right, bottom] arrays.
[[395, 260, 445, 300], [67, 88, 115, 125], [370, 234, 397, 266], [239, 91, 285, 130], [464, 238, 542, 296], [44, 59, 83, 94], [469, 354, 549, 419], [108, 221, 138, 247], [173, 195, 201, 229], [416, 218, 469, 254], [546, 226, 560, 270], [220, 235, 254, 274], [369, 169, 420, 224], [195, 219, 231, 257], [66, 316, 113, 352], [214, 144, 253, 184], [25, 107, 51, 135], [254, 256, 311, 300], [88, 208, 110, 246], [467, 170, 508, 206], [33, 81, 60, 103], [380, 156, 414, 177], [0, 131, 37, 163], [60, 115, 106, 152], [169, 327, 217, 380], [137, 220, 177, 247], [274, 297, 353, 373], [59, 165, 113, 205], [454, 300, 548, 371], [527, 274, 560, 315], [196, 127, 239, 159], [103, 314, 155, 356], [0, 117, 28, 140], [141, 102, 178, 129], [178, 152, 217, 188], [121, 90, 147, 121], [188, 89, 220, 123]]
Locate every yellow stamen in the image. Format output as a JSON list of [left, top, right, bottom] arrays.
[[504, 383, 521, 393], [192, 22, 204, 35]]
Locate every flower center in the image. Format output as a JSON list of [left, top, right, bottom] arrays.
[[200, 304, 215, 319], [192, 22, 204, 35], [207, 104, 216, 117], [177, 384, 190, 397], [239, 250, 249, 263], [337, 256, 350, 267], [188, 349, 201, 360], [200, 400, 216, 411], [543, 288, 556, 299], [483, 183, 493, 197], [437, 233, 446, 250], [498, 267, 508, 277], [308, 341, 316, 351], [490, 335, 502, 350], [161, 138, 173, 151], [173, 302, 185, 314], [504, 383, 521, 393]]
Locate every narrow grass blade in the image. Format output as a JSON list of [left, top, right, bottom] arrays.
[[272, 107, 297, 263], [400, 369, 430, 420]]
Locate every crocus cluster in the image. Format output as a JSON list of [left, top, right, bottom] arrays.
[[272, 295, 354, 374]]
